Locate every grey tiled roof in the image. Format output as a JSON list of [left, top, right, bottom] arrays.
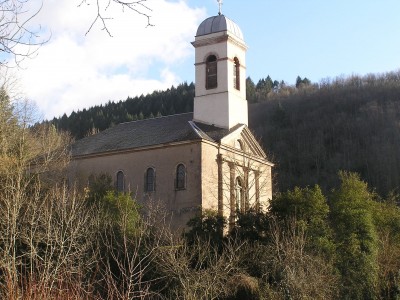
[[71, 113, 234, 157], [196, 15, 244, 40]]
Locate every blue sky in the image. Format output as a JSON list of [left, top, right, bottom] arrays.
[[13, 0, 400, 119], [188, 0, 400, 84]]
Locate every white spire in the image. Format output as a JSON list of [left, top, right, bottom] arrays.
[[217, 0, 223, 15]]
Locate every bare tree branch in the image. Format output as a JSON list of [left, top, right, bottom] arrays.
[[0, 0, 48, 67], [78, 0, 153, 37]]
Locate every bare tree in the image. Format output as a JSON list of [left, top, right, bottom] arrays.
[[79, 0, 153, 36], [0, 0, 46, 66], [0, 80, 101, 298], [154, 236, 244, 299], [0, 0, 153, 65], [265, 217, 339, 299], [99, 194, 161, 299]]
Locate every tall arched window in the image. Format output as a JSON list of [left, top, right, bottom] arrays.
[[145, 167, 155, 192], [206, 55, 217, 89], [233, 57, 240, 90], [176, 164, 186, 190], [235, 177, 244, 213], [116, 171, 124, 192]]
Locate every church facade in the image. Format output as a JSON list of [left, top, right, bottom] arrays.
[[69, 14, 273, 230]]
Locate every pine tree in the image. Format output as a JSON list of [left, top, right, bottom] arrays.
[[330, 171, 378, 299]]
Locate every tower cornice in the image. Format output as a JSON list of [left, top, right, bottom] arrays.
[[192, 35, 248, 51]]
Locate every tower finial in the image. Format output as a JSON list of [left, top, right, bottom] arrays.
[[217, 0, 223, 15]]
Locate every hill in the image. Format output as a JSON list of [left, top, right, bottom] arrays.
[[50, 82, 195, 139], [250, 72, 400, 196]]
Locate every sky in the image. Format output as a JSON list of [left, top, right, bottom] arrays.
[[9, 0, 400, 120]]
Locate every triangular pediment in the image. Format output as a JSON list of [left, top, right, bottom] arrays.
[[220, 125, 267, 159]]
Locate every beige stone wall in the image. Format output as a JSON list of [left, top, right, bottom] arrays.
[[201, 138, 273, 227], [193, 31, 248, 129], [193, 92, 248, 130], [219, 128, 273, 210], [70, 136, 272, 231], [69, 142, 203, 230], [200, 141, 219, 211]]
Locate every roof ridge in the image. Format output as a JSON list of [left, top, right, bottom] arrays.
[[188, 121, 213, 141], [118, 112, 193, 126]]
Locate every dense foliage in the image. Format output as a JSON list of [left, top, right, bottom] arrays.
[[185, 172, 400, 299]]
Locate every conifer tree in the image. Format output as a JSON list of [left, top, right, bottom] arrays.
[[330, 171, 378, 299]]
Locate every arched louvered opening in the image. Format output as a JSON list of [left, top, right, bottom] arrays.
[[206, 55, 218, 89], [233, 57, 240, 90]]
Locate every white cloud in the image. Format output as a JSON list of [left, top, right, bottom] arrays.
[[18, 0, 206, 119]]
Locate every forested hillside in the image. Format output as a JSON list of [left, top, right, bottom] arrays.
[[50, 72, 400, 196], [250, 72, 400, 196], [51, 82, 195, 139]]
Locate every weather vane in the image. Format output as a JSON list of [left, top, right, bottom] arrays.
[[217, 0, 223, 15]]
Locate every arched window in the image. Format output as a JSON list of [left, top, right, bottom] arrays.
[[145, 167, 155, 192], [116, 171, 124, 192], [206, 55, 217, 89], [176, 164, 186, 190], [233, 57, 240, 90], [235, 139, 244, 151], [235, 177, 244, 213]]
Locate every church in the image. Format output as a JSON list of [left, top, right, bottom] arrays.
[[69, 11, 273, 230]]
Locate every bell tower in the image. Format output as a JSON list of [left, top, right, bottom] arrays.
[[192, 14, 248, 129]]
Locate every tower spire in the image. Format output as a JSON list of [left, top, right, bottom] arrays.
[[217, 0, 223, 15]]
